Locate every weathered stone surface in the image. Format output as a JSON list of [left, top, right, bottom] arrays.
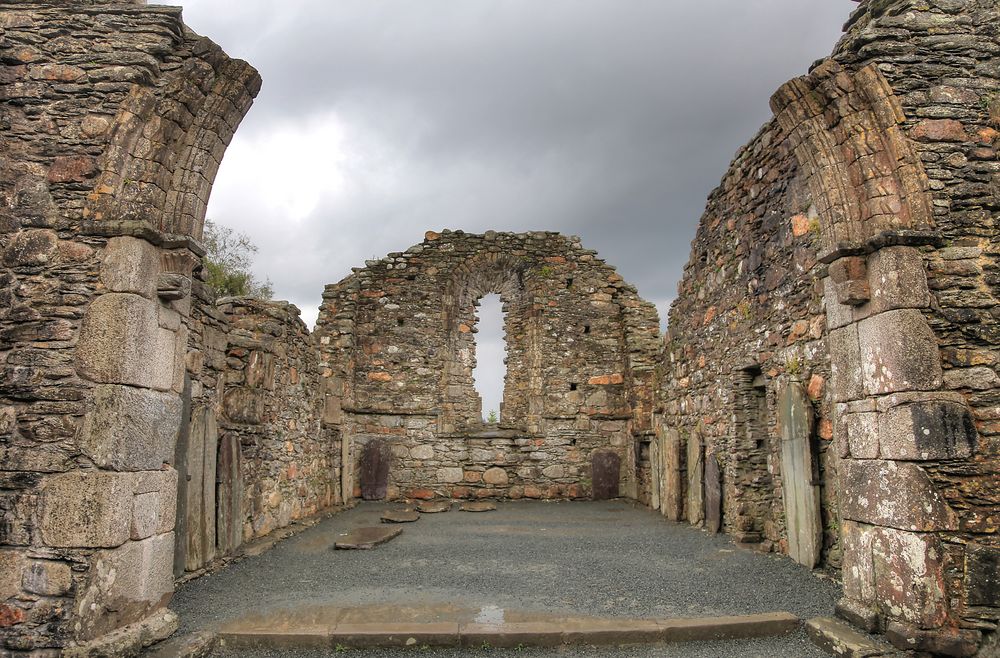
[[80, 385, 181, 471], [22, 559, 73, 597], [381, 510, 420, 523], [865, 247, 929, 314], [334, 526, 403, 550], [40, 471, 134, 548], [223, 388, 265, 424], [591, 450, 621, 501], [360, 439, 392, 501], [76, 293, 176, 391], [0, 551, 25, 600], [829, 325, 863, 402], [871, 527, 948, 630], [460, 501, 496, 512], [182, 406, 217, 572], [776, 382, 822, 568], [686, 433, 703, 525], [844, 412, 879, 459], [482, 467, 508, 486], [858, 310, 942, 396], [131, 470, 178, 541], [437, 467, 464, 484], [885, 622, 980, 657], [805, 617, 892, 658], [878, 400, 977, 460], [660, 429, 682, 521], [841, 460, 958, 531], [416, 500, 452, 514], [965, 543, 1000, 607], [76, 533, 175, 641], [216, 433, 244, 556], [3, 229, 57, 267], [704, 451, 721, 534], [100, 236, 160, 299]]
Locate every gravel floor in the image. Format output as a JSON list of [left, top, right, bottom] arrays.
[[170, 500, 839, 654]]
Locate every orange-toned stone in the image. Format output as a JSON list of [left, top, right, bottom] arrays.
[[451, 486, 471, 499], [910, 119, 968, 143], [703, 306, 717, 325], [458, 324, 471, 333], [424, 231, 441, 241], [56, 240, 93, 262], [588, 373, 624, 385], [818, 419, 833, 440], [367, 372, 392, 382], [0, 604, 25, 627], [544, 256, 566, 263], [791, 214, 810, 237], [463, 470, 482, 483], [807, 374, 825, 400], [409, 488, 435, 500], [362, 290, 385, 298], [32, 64, 85, 82], [523, 485, 542, 499], [976, 127, 998, 145], [47, 155, 97, 183]]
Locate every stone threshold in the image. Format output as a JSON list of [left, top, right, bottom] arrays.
[[213, 612, 799, 650]]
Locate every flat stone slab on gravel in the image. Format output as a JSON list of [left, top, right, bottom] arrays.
[[416, 500, 452, 513], [380, 510, 420, 523], [460, 502, 496, 512], [334, 526, 403, 549]]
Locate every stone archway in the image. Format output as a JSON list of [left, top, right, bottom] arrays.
[[772, 60, 981, 648], [0, 2, 260, 653]]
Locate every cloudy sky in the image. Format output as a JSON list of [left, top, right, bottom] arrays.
[[166, 0, 853, 417]]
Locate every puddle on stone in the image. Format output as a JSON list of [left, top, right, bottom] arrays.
[[474, 605, 505, 625]]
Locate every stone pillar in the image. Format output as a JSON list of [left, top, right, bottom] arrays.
[[825, 244, 979, 650]]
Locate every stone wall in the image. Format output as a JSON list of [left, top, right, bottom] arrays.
[[315, 230, 661, 503], [661, 0, 1000, 653], [0, 1, 267, 653], [213, 298, 337, 543]]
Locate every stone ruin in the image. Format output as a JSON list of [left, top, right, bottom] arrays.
[[0, 0, 997, 656]]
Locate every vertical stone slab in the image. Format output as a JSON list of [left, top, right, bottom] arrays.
[[704, 451, 721, 534], [183, 406, 217, 571], [591, 450, 621, 500], [342, 432, 353, 503], [650, 435, 661, 510], [359, 438, 392, 501], [661, 428, 683, 521], [216, 433, 244, 556], [686, 432, 704, 525], [201, 409, 218, 565], [777, 381, 822, 568], [173, 375, 192, 578]]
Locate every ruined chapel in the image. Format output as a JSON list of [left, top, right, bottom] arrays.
[[0, 0, 998, 656]]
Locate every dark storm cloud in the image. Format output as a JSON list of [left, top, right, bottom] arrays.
[[169, 0, 854, 330]]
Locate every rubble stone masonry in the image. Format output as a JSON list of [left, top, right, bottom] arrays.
[[1, 0, 999, 656]]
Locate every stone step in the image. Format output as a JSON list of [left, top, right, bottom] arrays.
[[215, 611, 800, 650], [806, 617, 896, 658]]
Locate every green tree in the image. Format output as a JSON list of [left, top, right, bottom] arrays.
[[202, 219, 274, 299]]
